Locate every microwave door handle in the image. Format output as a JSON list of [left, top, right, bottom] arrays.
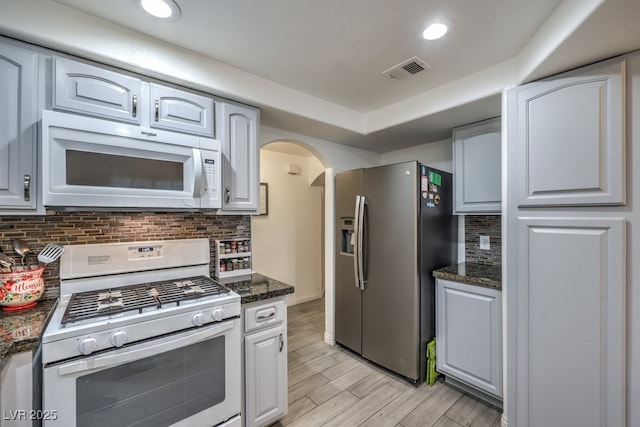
[[193, 149, 204, 197], [57, 320, 235, 376]]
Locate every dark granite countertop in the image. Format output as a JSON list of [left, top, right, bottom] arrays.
[[0, 299, 56, 369], [221, 273, 295, 304], [433, 262, 502, 290]]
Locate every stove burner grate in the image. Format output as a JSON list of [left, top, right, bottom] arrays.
[[61, 276, 230, 325]]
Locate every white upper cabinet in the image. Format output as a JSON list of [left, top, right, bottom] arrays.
[[54, 57, 215, 137], [54, 57, 142, 124], [149, 83, 214, 137], [453, 117, 502, 214], [220, 102, 259, 212], [512, 59, 625, 207], [0, 43, 38, 211]]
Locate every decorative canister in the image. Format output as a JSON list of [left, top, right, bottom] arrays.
[[0, 266, 45, 311]]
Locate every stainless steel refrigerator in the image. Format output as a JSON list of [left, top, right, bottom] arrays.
[[335, 161, 457, 382]]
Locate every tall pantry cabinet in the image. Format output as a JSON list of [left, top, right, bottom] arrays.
[[506, 54, 636, 427]]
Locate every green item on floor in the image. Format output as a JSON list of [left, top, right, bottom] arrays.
[[426, 338, 440, 386]]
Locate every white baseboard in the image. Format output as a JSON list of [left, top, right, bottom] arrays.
[[324, 332, 335, 345], [286, 290, 324, 306]]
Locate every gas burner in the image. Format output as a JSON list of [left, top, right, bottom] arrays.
[[61, 276, 230, 326], [97, 300, 125, 311], [175, 280, 196, 287], [183, 285, 204, 295], [98, 290, 122, 300]]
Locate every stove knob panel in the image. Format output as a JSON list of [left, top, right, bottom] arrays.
[[78, 337, 98, 355], [212, 309, 224, 322], [192, 313, 205, 327], [111, 331, 128, 348]]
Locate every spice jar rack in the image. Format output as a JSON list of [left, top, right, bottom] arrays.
[[215, 238, 252, 279]]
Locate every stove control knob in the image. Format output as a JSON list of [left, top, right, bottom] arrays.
[[212, 309, 224, 322], [192, 313, 205, 327], [78, 337, 98, 355], [111, 331, 128, 348]]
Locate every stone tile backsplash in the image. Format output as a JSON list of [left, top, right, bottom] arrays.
[[0, 212, 251, 298], [464, 215, 501, 266]]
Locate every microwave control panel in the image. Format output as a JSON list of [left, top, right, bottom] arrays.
[[201, 148, 221, 209]]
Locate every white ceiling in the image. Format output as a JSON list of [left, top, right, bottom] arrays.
[[2, 0, 640, 152], [52, 0, 561, 112]]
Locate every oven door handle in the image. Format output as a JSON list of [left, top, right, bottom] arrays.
[[57, 320, 235, 376]]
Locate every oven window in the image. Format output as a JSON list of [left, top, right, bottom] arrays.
[[66, 150, 184, 191], [75, 336, 225, 427]]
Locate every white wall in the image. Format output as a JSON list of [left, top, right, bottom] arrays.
[[251, 149, 325, 305], [260, 125, 380, 172], [380, 138, 453, 172]]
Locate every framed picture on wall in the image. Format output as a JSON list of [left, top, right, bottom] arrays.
[[259, 183, 268, 215]]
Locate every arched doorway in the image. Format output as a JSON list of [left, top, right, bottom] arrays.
[[251, 141, 328, 306]]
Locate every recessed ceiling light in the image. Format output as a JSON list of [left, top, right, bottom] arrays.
[[139, 0, 181, 20], [422, 18, 454, 40]]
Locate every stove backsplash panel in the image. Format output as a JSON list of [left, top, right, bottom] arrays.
[[0, 212, 251, 298], [464, 215, 501, 265]]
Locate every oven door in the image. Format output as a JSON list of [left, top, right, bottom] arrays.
[[43, 319, 241, 427]]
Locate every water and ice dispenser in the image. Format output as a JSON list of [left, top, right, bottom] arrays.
[[340, 217, 355, 255]]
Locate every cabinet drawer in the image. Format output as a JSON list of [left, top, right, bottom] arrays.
[[244, 300, 285, 333]]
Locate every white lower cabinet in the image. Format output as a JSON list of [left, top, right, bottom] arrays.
[[436, 278, 502, 400], [0, 351, 33, 426], [243, 298, 287, 427]]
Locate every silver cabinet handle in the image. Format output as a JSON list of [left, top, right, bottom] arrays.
[[279, 333, 284, 352], [23, 174, 31, 201], [257, 312, 276, 321], [132, 95, 138, 117], [225, 187, 230, 204], [154, 100, 159, 122]]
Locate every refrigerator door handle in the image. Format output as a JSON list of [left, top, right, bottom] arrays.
[[353, 195, 362, 289], [357, 195, 366, 290]]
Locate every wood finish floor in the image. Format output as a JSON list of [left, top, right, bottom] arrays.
[[274, 298, 502, 427]]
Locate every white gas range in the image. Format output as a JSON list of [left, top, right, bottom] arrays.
[[41, 238, 242, 427]]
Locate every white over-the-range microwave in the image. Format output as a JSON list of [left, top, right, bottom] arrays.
[[41, 110, 221, 210]]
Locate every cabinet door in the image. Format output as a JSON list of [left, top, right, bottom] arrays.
[[513, 60, 625, 207], [0, 44, 37, 210], [515, 217, 625, 427], [54, 57, 141, 124], [0, 351, 33, 426], [221, 103, 259, 211], [453, 117, 501, 214], [245, 324, 286, 427], [436, 279, 502, 397], [149, 83, 214, 137]]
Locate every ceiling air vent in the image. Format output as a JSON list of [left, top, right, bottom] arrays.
[[382, 56, 431, 80]]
